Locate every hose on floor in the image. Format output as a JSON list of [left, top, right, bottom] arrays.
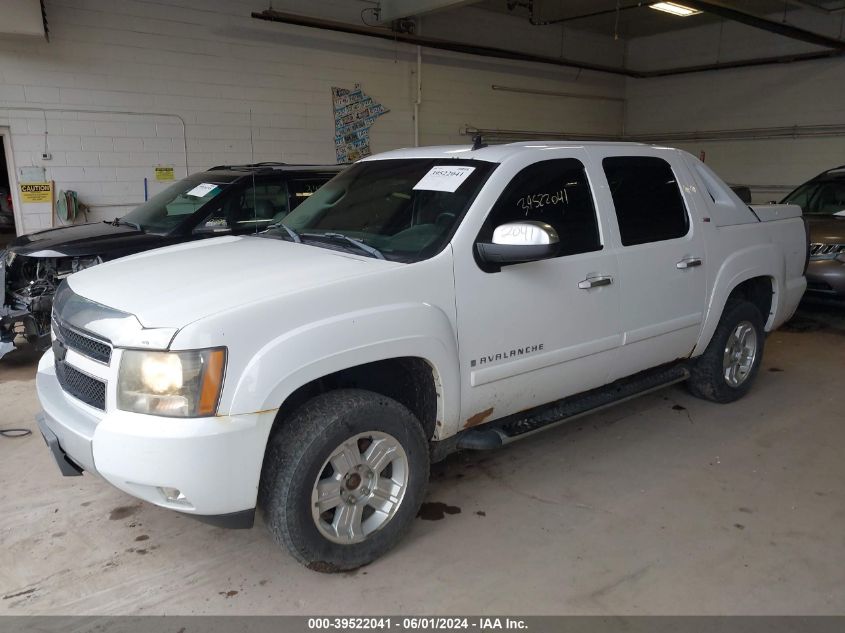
[[0, 428, 31, 438]]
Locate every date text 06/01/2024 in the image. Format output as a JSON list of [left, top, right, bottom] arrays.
[[307, 617, 529, 630]]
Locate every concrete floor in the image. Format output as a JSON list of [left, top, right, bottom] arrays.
[[1, 304, 843, 615]]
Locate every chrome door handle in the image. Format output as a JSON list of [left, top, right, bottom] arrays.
[[676, 257, 702, 269], [578, 275, 613, 289]]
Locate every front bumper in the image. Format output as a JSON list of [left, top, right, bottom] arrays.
[[805, 259, 845, 297], [36, 413, 84, 476], [36, 349, 274, 527]]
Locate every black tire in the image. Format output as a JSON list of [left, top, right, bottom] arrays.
[[259, 389, 429, 572], [687, 299, 765, 403]]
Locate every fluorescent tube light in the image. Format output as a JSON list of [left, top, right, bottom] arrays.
[[650, 2, 702, 16]]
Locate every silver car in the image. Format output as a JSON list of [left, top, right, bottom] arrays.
[[782, 166, 845, 299]]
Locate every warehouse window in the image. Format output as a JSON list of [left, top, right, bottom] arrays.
[[481, 158, 601, 257], [603, 156, 689, 246]]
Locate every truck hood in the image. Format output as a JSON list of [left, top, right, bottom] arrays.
[[7, 222, 170, 259], [806, 215, 845, 244], [66, 235, 400, 329]]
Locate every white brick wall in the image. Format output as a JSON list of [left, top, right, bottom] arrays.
[[0, 0, 625, 234], [625, 15, 845, 200]]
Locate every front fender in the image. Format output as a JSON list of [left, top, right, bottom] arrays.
[[227, 302, 460, 438], [693, 243, 779, 356]]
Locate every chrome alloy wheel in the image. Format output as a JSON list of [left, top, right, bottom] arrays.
[[310, 431, 409, 544], [723, 320, 758, 387]]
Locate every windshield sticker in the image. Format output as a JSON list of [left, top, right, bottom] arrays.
[[413, 166, 476, 192], [186, 183, 220, 198]]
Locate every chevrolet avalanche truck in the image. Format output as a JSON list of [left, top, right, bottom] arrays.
[[36, 142, 808, 571]]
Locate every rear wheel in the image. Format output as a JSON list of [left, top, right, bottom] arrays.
[[260, 389, 429, 572], [687, 299, 765, 403]]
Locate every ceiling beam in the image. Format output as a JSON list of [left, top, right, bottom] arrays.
[[681, 0, 845, 50], [377, 0, 479, 22]]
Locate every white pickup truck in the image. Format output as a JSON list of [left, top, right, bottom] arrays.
[[36, 142, 808, 571]]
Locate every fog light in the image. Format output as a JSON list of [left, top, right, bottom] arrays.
[[159, 486, 189, 505]]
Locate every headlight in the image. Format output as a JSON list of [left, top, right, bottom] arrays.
[[117, 348, 226, 417]]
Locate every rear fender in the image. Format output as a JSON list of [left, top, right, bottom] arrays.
[[693, 244, 779, 356]]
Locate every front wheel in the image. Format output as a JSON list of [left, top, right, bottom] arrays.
[[260, 389, 429, 572], [687, 299, 765, 403]]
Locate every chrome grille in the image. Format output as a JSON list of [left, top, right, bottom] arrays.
[[809, 242, 845, 256], [55, 361, 106, 410], [53, 318, 112, 364]]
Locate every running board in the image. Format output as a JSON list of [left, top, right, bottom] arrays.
[[456, 363, 690, 450]]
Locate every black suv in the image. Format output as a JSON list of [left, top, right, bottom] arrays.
[[1, 163, 342, 357]]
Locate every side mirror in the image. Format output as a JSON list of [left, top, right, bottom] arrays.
[[476, 221, 560, 266]]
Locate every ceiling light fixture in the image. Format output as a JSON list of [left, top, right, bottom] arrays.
[[649, 2, 703, 16]]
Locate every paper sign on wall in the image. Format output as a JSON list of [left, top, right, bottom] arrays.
[[186, 183, 219, 198], [19, 182, 53, 204], [155, 165, 175, 181], [413, 166, 476, 192]]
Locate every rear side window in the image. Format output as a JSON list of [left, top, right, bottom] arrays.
[[602, 156, 689, 246], [481, 158, 601, 257]]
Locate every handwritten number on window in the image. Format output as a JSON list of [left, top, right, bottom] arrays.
[[516, 189, 568, 213]]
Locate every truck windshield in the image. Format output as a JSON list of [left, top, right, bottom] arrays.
[[264, 158, 496, 262], [782, 179, 845, 215], [123, 173, 239, 233]]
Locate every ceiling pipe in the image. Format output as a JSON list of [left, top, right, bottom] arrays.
[[250, 9, 633, 76], [491, 84, 625, 102], [521, 0, 646, 26], [785, 0, 845, 14], [681, 0, 845, 50], [462, 122, 845, 143], [250, 8, 845, 78], [643, 48, 843, 76]]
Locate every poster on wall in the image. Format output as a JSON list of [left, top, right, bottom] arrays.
[[332, 84, 388, 164]]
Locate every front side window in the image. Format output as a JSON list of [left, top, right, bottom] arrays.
[[267, 159, 496, 262], [603, 156, 689, 246], [205, 182, 287, 230], [288, 179, 329, 214], [478, 158, 602, 258]]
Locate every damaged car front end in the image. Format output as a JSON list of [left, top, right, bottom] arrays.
[[1, 249, 102, 357]]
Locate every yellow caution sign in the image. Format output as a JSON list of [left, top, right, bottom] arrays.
[[19, 182, 53, 204], [154, 165, 175, 181]]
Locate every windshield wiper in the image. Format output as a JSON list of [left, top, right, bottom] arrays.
[[105, 217, 142, 231], [266, 222, 302, 243], [301, 232, 385, 260]]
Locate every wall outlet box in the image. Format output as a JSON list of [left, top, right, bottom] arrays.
[[41, 152, 52, 160]]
